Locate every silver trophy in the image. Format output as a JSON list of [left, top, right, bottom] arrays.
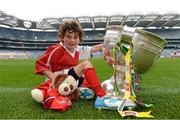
[[102, 25, 167, 105]]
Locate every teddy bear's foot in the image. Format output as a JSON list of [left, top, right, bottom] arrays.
[[31, 89, 44, 103]]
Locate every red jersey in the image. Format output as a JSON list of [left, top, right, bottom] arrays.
[[35, 43, 79, 75]]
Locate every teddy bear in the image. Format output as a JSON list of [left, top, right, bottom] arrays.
[[31, 74, 79, 112]]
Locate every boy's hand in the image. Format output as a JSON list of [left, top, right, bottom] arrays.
[[49, 74, 58, 89], [42, 71, 57, 89]]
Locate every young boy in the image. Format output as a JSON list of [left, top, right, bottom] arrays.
[[35, 20, 123, 109]]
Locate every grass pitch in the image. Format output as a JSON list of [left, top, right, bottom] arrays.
[[0, 58, 180, 119]]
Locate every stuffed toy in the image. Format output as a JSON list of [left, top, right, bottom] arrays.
[[31, 74, 79, 112]]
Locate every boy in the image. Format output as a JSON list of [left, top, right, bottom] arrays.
[[35, 20, 123, 109]]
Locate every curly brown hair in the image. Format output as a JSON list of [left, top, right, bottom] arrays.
[[58, 20, 84, 42]]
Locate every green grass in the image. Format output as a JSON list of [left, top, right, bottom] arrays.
[[0, 58, 180, 119]]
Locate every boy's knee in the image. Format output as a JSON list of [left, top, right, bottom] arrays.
[[82, 60, 93, 68]]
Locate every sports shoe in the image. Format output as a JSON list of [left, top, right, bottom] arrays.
[[94, 96, 136, 110], [78, 87, 94, 99]]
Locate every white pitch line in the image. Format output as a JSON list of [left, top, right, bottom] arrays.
[[141, 87, 180, 94], [1, 87, 180, 94], [0, 87, 32, 93]]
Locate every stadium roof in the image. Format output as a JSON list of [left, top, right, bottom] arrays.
[[1, 10, 180, 31]]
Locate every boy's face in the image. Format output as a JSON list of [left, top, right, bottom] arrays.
[[61, 31, 80, 53]]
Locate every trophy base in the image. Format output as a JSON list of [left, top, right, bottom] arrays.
[[94, 97, 136, 110]]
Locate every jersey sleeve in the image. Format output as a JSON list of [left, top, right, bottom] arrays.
[[78, 46, 92, 60], [35, 46, 55, 75]]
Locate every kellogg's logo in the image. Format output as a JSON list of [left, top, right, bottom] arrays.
[[124, 111, 137, 116]]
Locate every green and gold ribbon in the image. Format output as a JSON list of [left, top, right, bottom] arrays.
[[117, 47, 154, 118]]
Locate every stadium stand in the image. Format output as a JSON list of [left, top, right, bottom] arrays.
[[1, 10, 180, 59]]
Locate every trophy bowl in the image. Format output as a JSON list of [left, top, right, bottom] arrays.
[[103, 25, 167, 74]]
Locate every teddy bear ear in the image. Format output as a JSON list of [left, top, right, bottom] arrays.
[[71, 89, 79, 100], [54, 74, 68, 89]]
